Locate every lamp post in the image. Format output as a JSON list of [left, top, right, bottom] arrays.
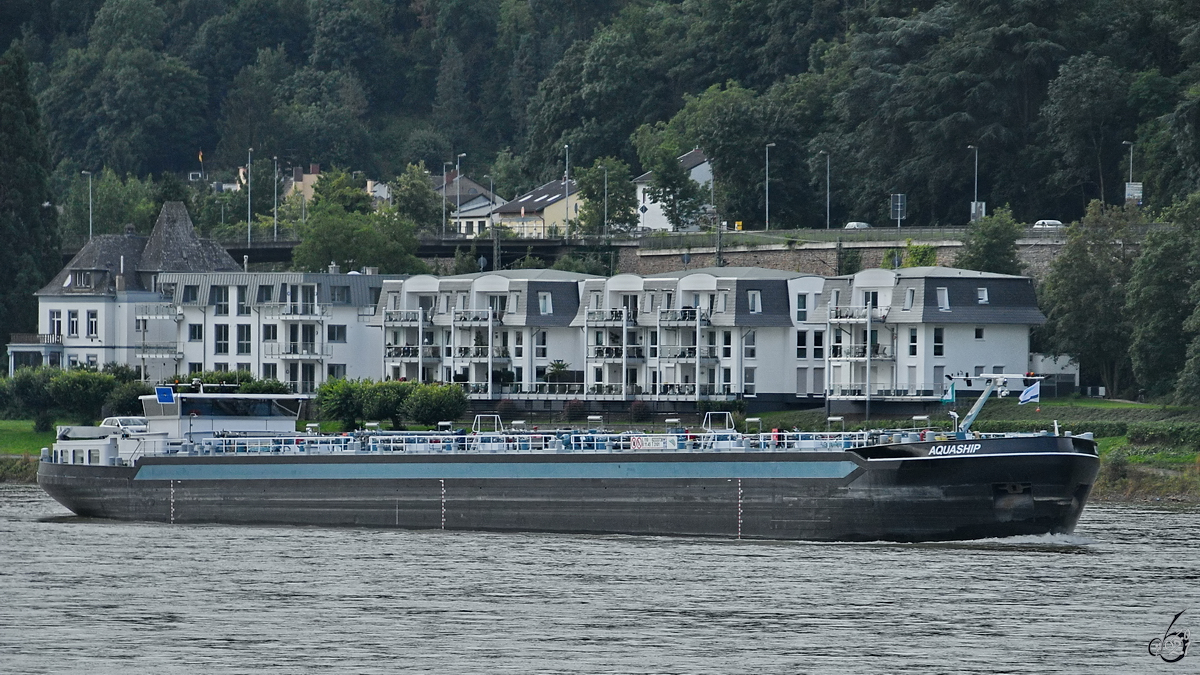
[[564, 144, 570, 238], [818, 150, 830, 229], [603, 163, 609, 237], [441, 161, 451, 239], [967, 144, 978, 204], [246, 147, 253, 246], [485, 174, 494, 231], [272, 156, 279, 241], [765, 142, 776, 230], [1122, 140, 1134, 183], [81, 171, 93, 240], [455, 152, 466, 236]]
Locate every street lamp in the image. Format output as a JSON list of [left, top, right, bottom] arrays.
[[765, 142, 776, 230], [817, 150, 830, 229], [1122, 140, 1134, 183], [485, 173, 494, 233], [81, 170, 93, 240], [272, 156, 279, 241], [603, 163, 609, 237], [564, 144, 570, 238], [455, 152, 466, 236], [442, 161, 452, 239], [246, 147, 253, 246], [967, 144, 979, 204]]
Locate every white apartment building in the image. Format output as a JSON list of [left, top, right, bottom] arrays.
[[822, 267, 1045, 414]]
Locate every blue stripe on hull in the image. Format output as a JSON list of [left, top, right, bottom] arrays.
[[133, 460, 860, 482]]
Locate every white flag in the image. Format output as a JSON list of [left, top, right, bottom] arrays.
[[940, 380, 955, 404], [1018, 381, 1040, 405]]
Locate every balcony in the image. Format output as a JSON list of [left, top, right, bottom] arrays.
[[658, 309, 709, 326], [134, 303, 181, 320], [9, 333, 62, 345], [263, 342, 333, 359], [383, 309, 428, 325], [589, 345, 645, 360], [828, 306, 890, 323], [829, 344, 894, 360], [586, 309, 637, 326], [385, 345, 442, 359], [658, 345, 718, 360], [133, 342, 183, 359], [453, 346, 511, 360], [826, 382, 949, 400], [261, 302, 331, 319], [454, 309, 500, 324]]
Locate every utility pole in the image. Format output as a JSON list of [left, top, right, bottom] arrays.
[[273, 156, 279, 241], [81, 171, 93, 240], [603, 163, 609, 237], [765, 142, 775, 230], [246, 147, 253, 246], [818, 150, 830, 229], [455, 152, 466, 236], [564, 144, 570, 238]]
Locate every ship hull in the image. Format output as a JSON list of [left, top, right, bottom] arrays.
[[38, 441, 1100, 542]]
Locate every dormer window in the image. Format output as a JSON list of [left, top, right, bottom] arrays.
[[748, 290, 762, 313], [903, 288, 915, 310], [977, 287, 989, 304], [182, 285, 199, 303], [72, 271, 94, 289], [936, 287, 950, 311]]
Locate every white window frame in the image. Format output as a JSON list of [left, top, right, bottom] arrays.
[[748, 290, 762, 314], [936, 287, 950, 311]]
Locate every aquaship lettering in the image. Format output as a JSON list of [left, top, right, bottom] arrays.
[[927, 443, 982, 456]]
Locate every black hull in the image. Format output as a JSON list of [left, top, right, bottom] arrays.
[[38, 444, 1100, 542]]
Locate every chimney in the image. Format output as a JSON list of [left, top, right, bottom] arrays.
[[243, 255, 249, 271], [328, 261, 340, 274], [293, 166, 303, 182], [309, 163, 320, 175]]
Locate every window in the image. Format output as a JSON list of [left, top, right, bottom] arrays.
[[796, 331, 807, 359], [236, 286, 250, 315], [936, 287, 950, 311], [664, 293, 673, 310], [744, 330, 756, 358], [257, 285, 274, 303], [722, 331, 732, 358], [135, 318, 148, 332], [214, 324, 229, 354], [909, 328, 918, 356], [977, 287, 989, 304], [72, 271, 94, 289], [441, 294, 450, 313], [212, 286, 229, 315], [86, 310, 98, 337], [863, 291, 878, 308], [535, 331, 547, 358], [262, 363, 277, 380], [813, 331, 824, 359], [538, 292, 553, 315], [213, 362, 228, 372], [591, 292, 601, 309], [68, 311, 79, 336], [646, 293, 655, 312], [903, 288, 915, 310], [263, 324, 277, 341], [237, 362, 251, 373], [720, 292, 729, 313], [594, 367, 603, 382], [328, 364, 347, 379], [68, 354, 78, 368], [974, 365, 984, 377], [649, 331, 658, 358], [510, 292, 521, 313], [975, 327, 985, 340], [189, 362, 203, 374], [188, 324, 203, 341], [237, 325, 251, 354], [796, 294, 807, 321], [182, 285, 199, 303], [514, 332, 523, 357], [49, 310, 62, 335], [331, 286, 351, 304], [744, 367, 756, 395], [993, 365, 1005, 374], [86, 354, 97, 367], [748, 290, 762, 313], [830, 289, 840, 307], [934, 327, 944, 356], [328, 325, 347, 342]]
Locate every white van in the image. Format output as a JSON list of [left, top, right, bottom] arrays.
[[1033, 219, 1063, 228]]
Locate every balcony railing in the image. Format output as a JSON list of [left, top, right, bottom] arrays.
[[134, 343, 183, 358], [385, 345, 442, 359], [658, 345, 718, 360], [829, 344, 894, 359], [828, 306, 890, 322], [454, 309, 500, 323], [453, 346, 511, 359], [383, 309, 427, 323], [263, 342, 333, 358], [589, 345, 646, 359], [826, 382, 949, 398], [586, 309, 636, 324], [9, 333, 62, 345], [658, 309, 709, 324], [134, 303, 180, 320], [261, 302, 331, 318]]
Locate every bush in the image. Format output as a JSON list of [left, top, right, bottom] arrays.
[[364, 380, 415, 428], [47, 369, 118, 425], [628, 400, 652, 422], [238, 379, 292, 394], [103, 381, 153, 417], [1127, 422, 1200, 449], [317, 378, 366, 430], [563, 399, 585, 422], [403, 383, 469, 426], [10, 367, 56, 431], [101, 362, 141, 383]]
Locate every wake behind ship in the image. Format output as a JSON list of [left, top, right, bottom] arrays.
[[39, 381, 1099, 542]]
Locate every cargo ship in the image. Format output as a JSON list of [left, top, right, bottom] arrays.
[[38, 376, 1099, 542]]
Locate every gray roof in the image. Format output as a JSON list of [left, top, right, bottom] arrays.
[[159, 272, 404, 307], [634, 149, 708, 183], [138, 202, 241, 274], [645, 266, 809, 280], [440, 269, 596, 281], [494, 180, 578, 215], [38, 231, 149, 295]]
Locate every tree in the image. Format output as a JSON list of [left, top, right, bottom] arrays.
[[317, 377, 364, 430], [10, 366, 57, 432], [104, 381, 153, 417], [403, 383, 469, 426], [59, 168, 158, 240], [954, 207, 1024, 275], [215, 47, 293, 167], [432, 40, 469, 149], [364, 380, 415, 429], [389, 162, 442, 234], [48, 369, 118, 425], [574, 157, 637, 235], [1040, 201, 1142, 396], [312, 166, 372, 214], [292, 202, 427, 274], [0, 44, 61, 337], [632, 125, 705, 231]]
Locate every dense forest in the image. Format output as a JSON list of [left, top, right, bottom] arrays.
[[4, 0, 1200, 235]]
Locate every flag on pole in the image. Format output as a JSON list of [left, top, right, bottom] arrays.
[[940, 380, 955, 404], [198, 150, 203, 163], [1018, 381, 1041, 405]]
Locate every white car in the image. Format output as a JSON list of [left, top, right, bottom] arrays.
[[100, 416, 148, 434], [1033, 219, 1063, 228], [844, 221, 871, 229]]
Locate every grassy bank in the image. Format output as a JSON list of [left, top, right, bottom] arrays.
[[0, 420, 56, 456], [0, 456, 39, 483]]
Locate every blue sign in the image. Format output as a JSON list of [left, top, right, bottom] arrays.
[[155, 386, 175, 404]]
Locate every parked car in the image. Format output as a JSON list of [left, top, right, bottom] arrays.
[[1032, 219, 1063, 228], [844, 221, 871, 229], [100, 416, 148, 433]]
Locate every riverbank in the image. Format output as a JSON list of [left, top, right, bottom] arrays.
[[0, 456, 38, 483]]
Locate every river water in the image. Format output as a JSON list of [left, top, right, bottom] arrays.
[[0, 483, 1195, 674]]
